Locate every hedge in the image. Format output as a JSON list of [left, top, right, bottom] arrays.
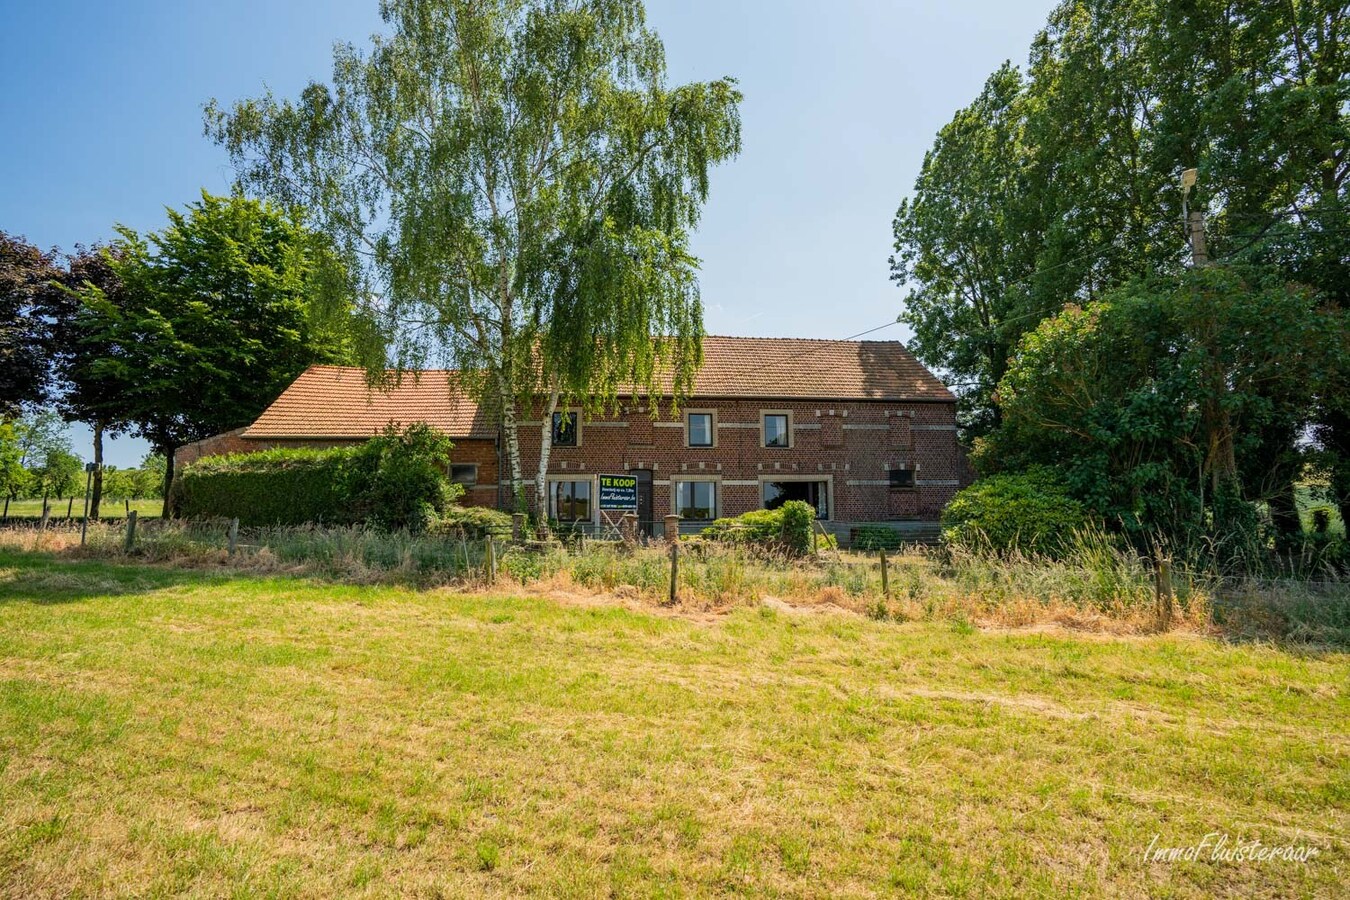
[[174, 424, 462, 531]]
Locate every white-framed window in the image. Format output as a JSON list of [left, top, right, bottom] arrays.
[[762, 411, 792, 448], [686, 410, 715, 448], [550, 479, 592, 522], [674, 479, 717, 521]]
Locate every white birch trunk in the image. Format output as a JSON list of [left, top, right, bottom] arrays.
[[534, 389, 560, 529], [498, 382, 526, 513]]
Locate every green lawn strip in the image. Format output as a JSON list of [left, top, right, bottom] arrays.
[[0, 550, 1344, 897]]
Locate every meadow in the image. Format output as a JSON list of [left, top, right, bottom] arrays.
[[0, 543, 1345, 897], [1, 498, 163, 520]]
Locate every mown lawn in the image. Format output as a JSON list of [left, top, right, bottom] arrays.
[[0, 549, 1345, 898], [1, 498, 162, 520]]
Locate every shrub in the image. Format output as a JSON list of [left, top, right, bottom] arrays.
[[852, 525, 905, 552], [435, 505, 514, 538], [941, 467, 1088, 556], [701, 501, 819, 557], [175, 424, 462, 531]]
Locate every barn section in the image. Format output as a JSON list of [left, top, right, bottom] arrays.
[[174, 367, 502, 508], [176, 337, 973, 539]]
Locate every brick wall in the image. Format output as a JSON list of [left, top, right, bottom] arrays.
[[177, 398, 962, 523], [512, 398, 961, 524]]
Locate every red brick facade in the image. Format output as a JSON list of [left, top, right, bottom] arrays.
[[511, 397, 962, 526]]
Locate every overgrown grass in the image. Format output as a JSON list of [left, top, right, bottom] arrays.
[[3, 520, 1347, 644], [0, 548, 1344, 897]]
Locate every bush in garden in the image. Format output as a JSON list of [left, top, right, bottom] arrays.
[[940, 467, 1088, 556], [701, 500, 819, 557]]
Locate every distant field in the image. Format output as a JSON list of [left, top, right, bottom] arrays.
[[1, 498, 162, 519], [0, 549, 1344, 897]]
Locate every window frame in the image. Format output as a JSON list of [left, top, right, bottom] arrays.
[[549, 476, 595, 523], [761, 410, 793, 449], [671, 476, 720, 522], [684, 409, 717, 448], [551, 409, 581, 448]]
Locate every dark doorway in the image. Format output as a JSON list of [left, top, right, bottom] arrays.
[[762, 480, 828, 520], [632, 469, 654, 536]]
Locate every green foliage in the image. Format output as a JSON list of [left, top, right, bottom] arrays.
[[893, 0, 1348, 442], [175, 425, 461, 532], [701, 501, 819, 556], [207, 0, 742, 517], [985, 267, 1343, 558], [851, 526, 906, 552], [0, 233, 63, 414], [941, 468, 1088, 557], [779, 500, 813, 557], [73, 191, 362, 500]]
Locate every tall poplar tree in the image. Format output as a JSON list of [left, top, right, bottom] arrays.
[[206, 0, 742, 520]]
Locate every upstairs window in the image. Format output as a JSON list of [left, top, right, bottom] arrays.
[[687, 412, 714, 447], [763, 413, 790, 448], [552, 411, 578, 447]]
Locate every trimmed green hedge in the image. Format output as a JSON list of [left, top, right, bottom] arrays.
[[175, 424, 462, 531], [940, 467, 1088, 556]]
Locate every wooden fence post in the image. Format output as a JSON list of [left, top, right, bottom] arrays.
[[124, 510, 138, 552], [668, 540, 679, 605], [880, 549, 890, 598], [1155, 556, 1173, 626], [227, 518, 240, 557], [486, 537, 497, 584]]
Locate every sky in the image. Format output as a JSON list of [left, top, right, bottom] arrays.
[[1, 0, 1057, 467]]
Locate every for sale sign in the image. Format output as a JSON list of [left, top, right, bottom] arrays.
[[598, 474, 639, 511]]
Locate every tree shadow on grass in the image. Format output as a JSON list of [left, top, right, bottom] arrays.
[[0, 548, 310, 606]]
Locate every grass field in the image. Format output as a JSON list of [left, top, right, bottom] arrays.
[[1, 498, 162, 520], [0, 549, 1345, 898]]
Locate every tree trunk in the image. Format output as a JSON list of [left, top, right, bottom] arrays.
[[498, 381, 526, 514], [90, 420, 104, 520], [161, 448, 176, 518], [534, 390, 560, 528]]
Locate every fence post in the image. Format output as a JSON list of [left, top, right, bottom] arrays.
[[227, 518, 239, 557], [1155, 556, 1173, 626], [486, 537, 497, 584], [668, 540, 679, 605], [880, 549, 890, 598], [664, 514, 681, 542], [124, 510, 138, 552]]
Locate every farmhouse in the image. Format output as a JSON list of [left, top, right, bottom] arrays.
[[176, 336, 968, 540]]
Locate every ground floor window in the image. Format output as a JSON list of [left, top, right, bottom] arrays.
[[676, 481, 717, 521], [551, 480, 591, 522], [762, 480, 828, 520], [450, 464, 478, 487]]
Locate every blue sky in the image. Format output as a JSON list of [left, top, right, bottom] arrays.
[[1, 0, 1055, 466]]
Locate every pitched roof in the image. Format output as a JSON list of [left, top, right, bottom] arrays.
[[681, 336, 953, 401], [244, 367, 495, 440], [243, 336, 952, 440]]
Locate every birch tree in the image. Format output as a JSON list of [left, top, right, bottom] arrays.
[[207, 0, 742, 520]]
